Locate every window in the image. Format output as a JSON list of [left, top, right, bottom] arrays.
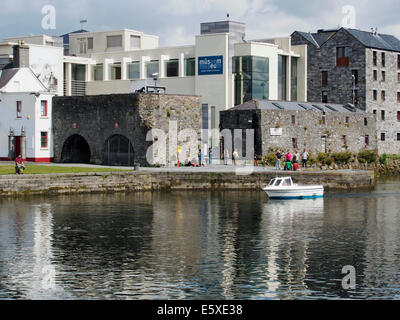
[[381, 110, 385, 121], [130, 35, 140, 49], [127, 62, 140, 79], [381, 132, 386, 141], [109, 63, 121, 80], [381, 90, 386, 102], [382, 52, 385, 67], [397, 133, 400, 141], [93, 64, 103, 81], [291, 115, 296, 125], [292, 138, 298, 149], [351, 69, 358, 85], [373, 51, 377, 66], [373, 90, 377, 101], [185, 58, 195, 76], [365, 135, 369, 146], [337, 47, 349, 67], [345, 116, 350, 124], [322, 115, 326, 125], [398, 73, 400, 83], [373, 70, 378, 81], [397, 111, 400, 121], [373, 109, 377, 115], [398, 55, 400, 69], [16, 101, 22, 118], [364, 117, 368, 126], [40, 100, 48, 117], [382, 70, 385, 82], [322, 71, 328, 86], [398, 92, 400, 103], [107, 35, 122, 48], [146, 60, 159, 78], [40, 132, 48, 148], [87, 37, 93, 50], [322, 91, 328, 103], [165, 59, 179, 77]]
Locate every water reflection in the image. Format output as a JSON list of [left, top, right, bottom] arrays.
[[0, 178, 399, 299]]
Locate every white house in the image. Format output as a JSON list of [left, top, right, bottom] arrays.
[[0, 45, 55, 162]]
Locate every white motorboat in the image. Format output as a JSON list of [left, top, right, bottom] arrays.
[[262, 176, 324, 200]]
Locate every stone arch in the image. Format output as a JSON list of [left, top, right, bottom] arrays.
[[103, 134, 134, 166], [61, 134, 91, 163]]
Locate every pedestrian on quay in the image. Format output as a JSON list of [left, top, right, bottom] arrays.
[[254, 154, 258, 167], [198, 149, 202, 167], [294, 149, 300, 164], [275, 149, 282, 170], [15, 155, 25, 174], [232, 149, 239, 166], [224, 148, 229, 165], [302, 149, 309, 168], [208, 147, 212, 165]]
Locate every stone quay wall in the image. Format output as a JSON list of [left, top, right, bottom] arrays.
[[0, 170, 375, 196]]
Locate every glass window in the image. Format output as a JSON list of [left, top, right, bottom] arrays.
[[381, 110, 385, 121], [373, 51, 377, 66], [373, 90, 377, 101], [337, 47, 349, 66], [107, 35, 122, 48], [322, 71, 328, 86], [165, 59, 179, 77], [87, 37, 93, 50], [109, 63, 121, 80], [365, 135, 369, 146], [275, 179, 282, 186], [41, 100, 47, 117], [381, 91, 385, 102], [93, 64, 103, 81], [130, 35, 140, 49], [71, 64, 85, 81], [381, 132, 386, 141], [382, 71, 385, 82], [381, 52, 385, 67], [185, 58, 195, 76], [146, 60, 159, 78], [41, 132, 48, 148], [322, 91, 328, 103], [397, 133, 400, 141], [284, 178, 292, 186], [269, 179, 275, 186], [373, 70, 378, 81], [128, 62, 140, 79], [291, 57, 298, 100], [278, 55, 287, 100], [16, 101, 22, 118]]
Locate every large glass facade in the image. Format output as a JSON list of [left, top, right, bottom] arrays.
[[92, 64, 103, 81], [165, 59, 179, 77], [278, 55, 287, 100], [185, 58, 195, 76], [233, 56, 269, 105]]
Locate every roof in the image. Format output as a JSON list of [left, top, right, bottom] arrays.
[[293, 27, 400, 52], [60, 29, 89, 45], [0, 68, 19, 89], [229, 99, 366, 114]]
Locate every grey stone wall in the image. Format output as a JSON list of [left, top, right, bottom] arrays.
[[52, 93, 202, 166], [220, 108, 377, 156]]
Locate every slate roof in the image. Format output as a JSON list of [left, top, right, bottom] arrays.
[[230, 100, 366, 114], [293, 27, 400, 52], [0, 68, 19, 90]]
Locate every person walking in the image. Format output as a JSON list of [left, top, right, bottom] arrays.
[[232, 149, 239, 166], [208, 147, 213, 165], [302, 149, 309, 168], [198, 149, 202, 167], [224, 149, 229, 165], [275, 150, 282, 170]]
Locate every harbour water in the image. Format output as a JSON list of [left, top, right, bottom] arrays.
[[0, 177, 399, 300]]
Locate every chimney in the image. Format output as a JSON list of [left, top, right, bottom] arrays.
[[13, 43, 30, 68]]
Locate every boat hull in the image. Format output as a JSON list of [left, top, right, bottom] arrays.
[[263, 186, 324, 200]]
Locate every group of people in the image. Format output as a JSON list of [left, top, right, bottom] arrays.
[[275, 149, 309, 171]]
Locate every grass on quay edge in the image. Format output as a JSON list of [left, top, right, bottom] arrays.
[[0, 165, 132, 175]]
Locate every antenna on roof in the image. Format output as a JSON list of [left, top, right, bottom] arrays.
[[227, 13, 230, 18], [80, 19, 87, 30]]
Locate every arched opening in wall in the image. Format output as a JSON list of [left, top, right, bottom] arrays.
[[103, 135, 134, 166], [61, 135, 91, 163]]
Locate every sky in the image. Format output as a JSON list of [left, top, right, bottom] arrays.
[[1, 0, 400, 47]]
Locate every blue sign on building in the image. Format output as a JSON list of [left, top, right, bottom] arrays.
[[198, 56, 223, 75]]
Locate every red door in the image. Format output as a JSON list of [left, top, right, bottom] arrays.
[[15, 136, 21, 159]]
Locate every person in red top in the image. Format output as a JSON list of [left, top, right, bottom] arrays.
[[15, 155, 25, 174], [293, 161, 299, 171]]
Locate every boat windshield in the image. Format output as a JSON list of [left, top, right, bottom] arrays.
[[269, 179, 276, 186], [275, 179, 282, 186], [282, 178, 292, 186]]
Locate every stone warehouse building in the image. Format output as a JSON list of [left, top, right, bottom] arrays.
[[291, 27, 400, 154], [219, 100, 377, 158], [52, 93, 202, 166]]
